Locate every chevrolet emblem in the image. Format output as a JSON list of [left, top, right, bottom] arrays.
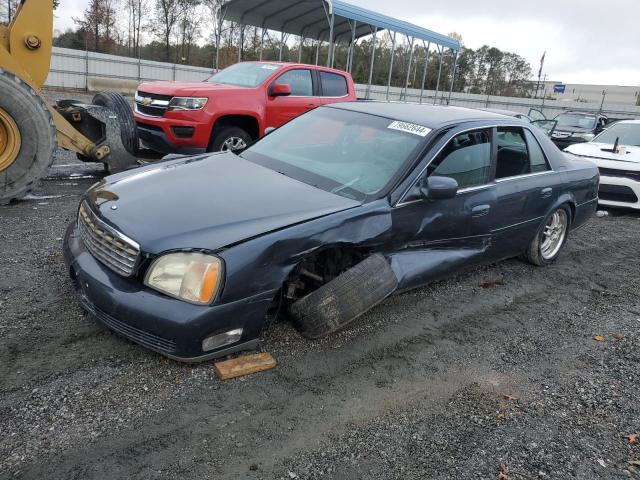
[[141, 97, 153, 106]]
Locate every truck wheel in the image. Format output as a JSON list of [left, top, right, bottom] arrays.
[[209, 126, 252, 153], [0, 69, 56, 205], [289, 254, 398, 339], [92, 91, 139, 156], [523, 205, 571, 266]]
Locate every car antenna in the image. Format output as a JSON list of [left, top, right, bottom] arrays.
[[613, 136, 619, 154]]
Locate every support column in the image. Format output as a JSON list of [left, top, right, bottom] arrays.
[[386, 31, 396, 101], [237, 24, 244, 63], [447, 49, 459, 104], [259, 29, 266, 61], [347, 20, 357, 73], [365, 27, 378, 99], [326, 13, 335, 67], [419, 41, 430, 104], [298, 37, 304, 63], [315, 40, 320, 65], [278, 31, 285, 61], [433, 47, 443, 105], [403, 37, 415, 101]]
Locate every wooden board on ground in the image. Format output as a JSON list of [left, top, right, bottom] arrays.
[[213, 352, 277, 380]]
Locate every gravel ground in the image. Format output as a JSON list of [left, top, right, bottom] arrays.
[[1, 92, 639, 479]]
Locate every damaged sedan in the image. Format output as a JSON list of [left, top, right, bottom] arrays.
[[63, 103, 599, 361]]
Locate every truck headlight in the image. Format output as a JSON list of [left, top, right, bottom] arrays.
[[144, 252, 223, 305], [168, 97, 208, 111], [573, 132, 595, 141]]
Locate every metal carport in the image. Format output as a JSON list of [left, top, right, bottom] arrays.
[[216, 0, 461, 103]]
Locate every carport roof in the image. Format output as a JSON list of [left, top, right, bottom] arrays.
[[220, 0, 460, 51]]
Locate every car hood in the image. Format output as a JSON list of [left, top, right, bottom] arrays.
[[565, 142, 640, 164], [137, 81, 248, 97], [86, 153, 360, 254]]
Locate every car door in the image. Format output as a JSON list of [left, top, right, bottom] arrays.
[[389, 128, 499, 290], [265, 68, 317, 129], [490, 126, 558, 258]]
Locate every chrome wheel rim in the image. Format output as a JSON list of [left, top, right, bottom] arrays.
[[220, 136, 247, 152], [540, 210, 568, 260]]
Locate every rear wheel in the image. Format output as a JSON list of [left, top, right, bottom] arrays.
[[208, 126, 252, 153], [523, 206, 571, 266], [0, 69, 56, 205]]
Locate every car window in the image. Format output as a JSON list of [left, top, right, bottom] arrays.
[[524, 129, 550, 173], [594, 122, 640, 146], [427, 130, 491, 190], [275, 69, 313, 96], [320, 71, 348, 97], [495, 127, 532, 179]]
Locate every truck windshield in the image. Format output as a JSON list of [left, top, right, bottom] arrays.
[[594, 123, 640, 146], [555, 113, 597, 130], [241, 108, 425, 201], [207, 62, 282, 88]]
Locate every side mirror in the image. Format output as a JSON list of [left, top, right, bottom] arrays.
[[419, 176, 458, 200], [269, 83, 292, 97]]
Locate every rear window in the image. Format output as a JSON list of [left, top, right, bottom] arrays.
[[320, 71, 348, 97]]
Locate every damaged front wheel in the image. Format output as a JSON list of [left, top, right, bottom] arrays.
[[289, 254, 398, 339]]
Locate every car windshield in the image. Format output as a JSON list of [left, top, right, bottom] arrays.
[[241, 108, 426, 201], [207, 62, 282, 87], [594, 123, 640, 146], [555, 113, 597, 130]]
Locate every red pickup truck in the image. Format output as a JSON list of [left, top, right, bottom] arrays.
[[134, 61, 357, 154]]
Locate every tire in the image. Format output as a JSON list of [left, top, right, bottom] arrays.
[[208, 126, 252, 152], [92, 91, 139, 156], [289, 254, 398, 339], [0, 69, 56, 205], [523, 205, 572, 266]]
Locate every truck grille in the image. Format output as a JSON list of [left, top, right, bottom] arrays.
[[599, 167, 640, 182], [78, 202, 141, 277], [135, 91, 172, 117]]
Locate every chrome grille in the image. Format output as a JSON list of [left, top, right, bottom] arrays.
[[135, 91, 171, 118], [78, 202, 140, 277]]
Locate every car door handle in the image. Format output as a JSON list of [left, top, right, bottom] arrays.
[[541, 187, 553, 198], [471, 204, 491, 218]]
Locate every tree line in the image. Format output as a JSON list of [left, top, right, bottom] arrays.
[[52, 0, 534, 97]]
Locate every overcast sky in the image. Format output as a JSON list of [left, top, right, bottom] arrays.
[[54, 0, 639, 86]]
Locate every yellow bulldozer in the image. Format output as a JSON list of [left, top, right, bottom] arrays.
[[0, 0, 139, 204]]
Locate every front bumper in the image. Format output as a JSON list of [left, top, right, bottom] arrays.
[[134, 110, 211, 155], [63, 222, 270, 361], [598, 176, 640, 210]]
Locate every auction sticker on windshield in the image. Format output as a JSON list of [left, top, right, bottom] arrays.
[[388, 121, 431, 137]]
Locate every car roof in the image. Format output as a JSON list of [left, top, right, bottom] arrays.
[[559, 111, 604, 117], [479, 107, 525, 118], [327, 101, 511, 129], [237, 60, 347, 73], [610, 119, 640, 124]]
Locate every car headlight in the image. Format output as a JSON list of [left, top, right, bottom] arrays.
[[144, 252, 223, 305], [573, 132, 595, 141], [167, 97, 208, 111]]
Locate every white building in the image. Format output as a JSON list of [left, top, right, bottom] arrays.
[[536, 81, 640, 106]]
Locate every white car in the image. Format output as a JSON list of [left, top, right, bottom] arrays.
[[565, 120, 640, 210]]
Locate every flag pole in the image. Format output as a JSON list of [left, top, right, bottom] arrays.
[[534, 51, 546, 99]]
